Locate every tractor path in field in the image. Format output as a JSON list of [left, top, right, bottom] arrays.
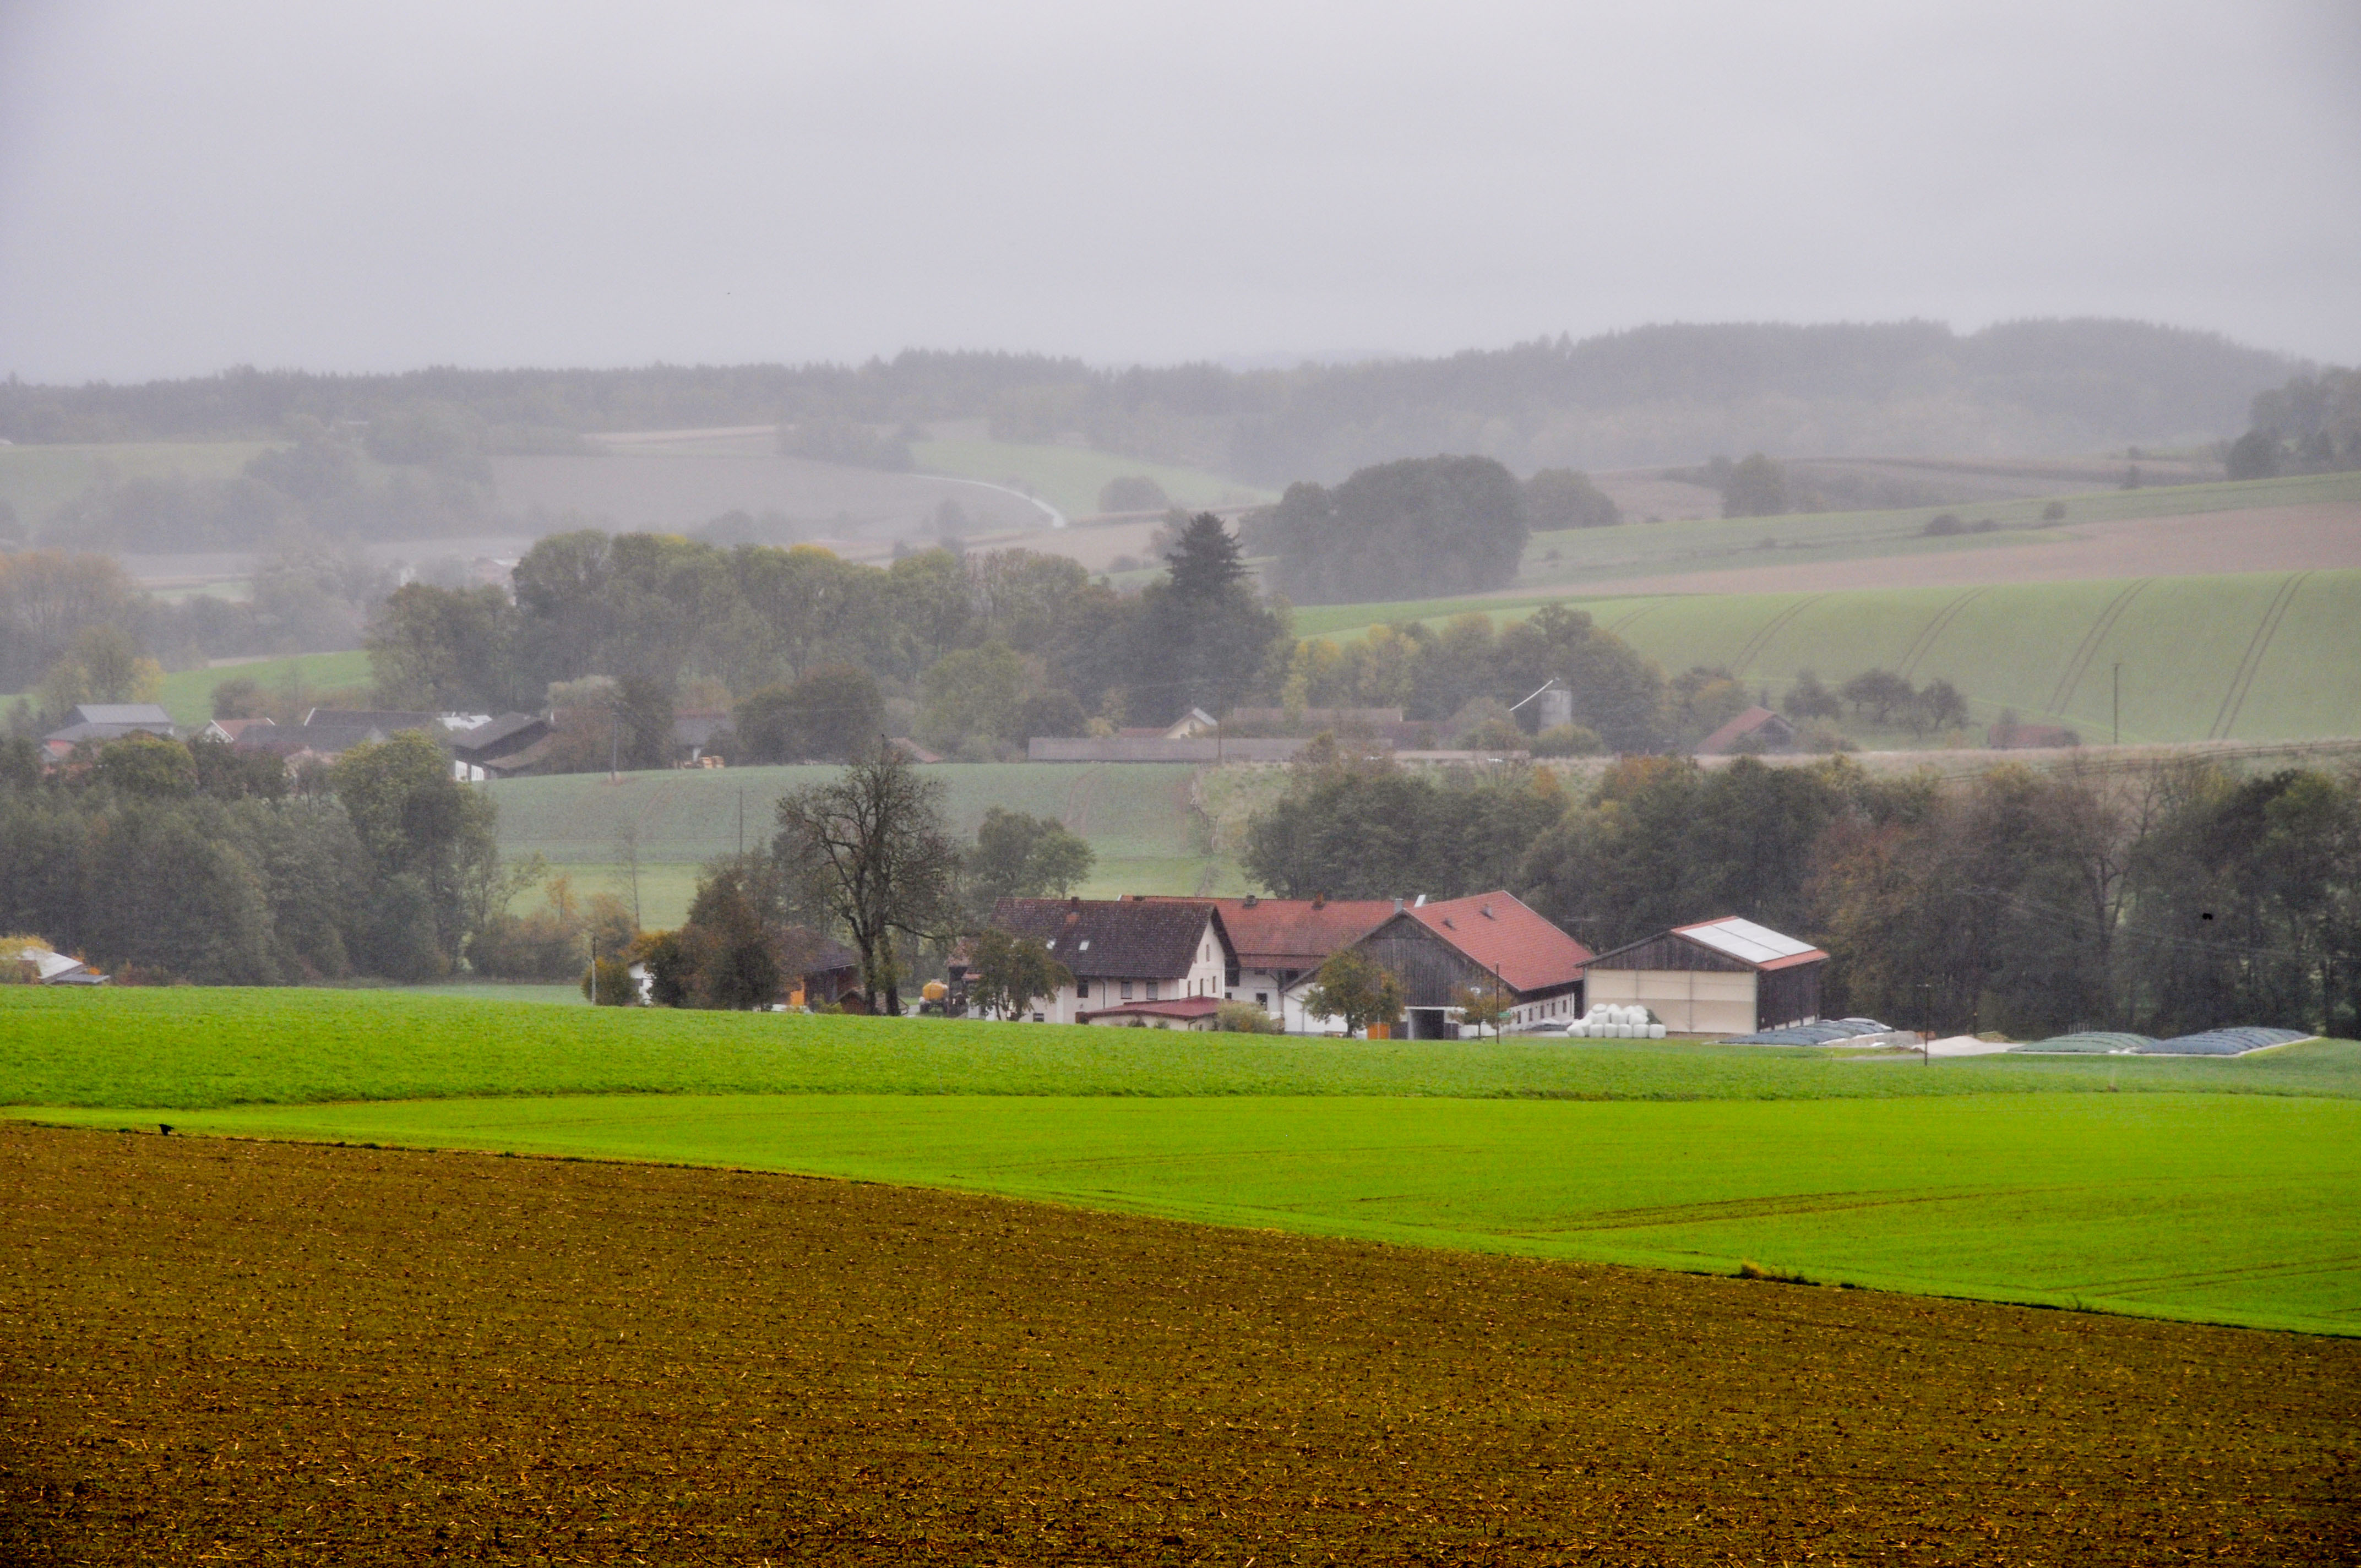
[[6, 1123, 2357, 1566]]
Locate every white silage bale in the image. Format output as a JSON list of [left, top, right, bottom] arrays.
[[1649, 1023, 1666, 1039]]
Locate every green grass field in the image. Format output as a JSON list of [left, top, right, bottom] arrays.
[[153, 649, 374, 726], [4, 988, 2355, 1334], [1289, 568, 2361, 744], [30, 1090, 2351, 1334], [490, 760, 1238, 923], [0, 439, 279, 530], [910, 438, 1271, 520]]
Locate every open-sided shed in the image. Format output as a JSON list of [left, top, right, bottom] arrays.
[[1581, 917, 1826, 1036]]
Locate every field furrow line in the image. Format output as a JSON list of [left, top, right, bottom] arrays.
[[1899, 586, 1992, 680], [2208, 570, 2312, 740], [1606, 602, 1666, 636], [1728, 594, 1827, 674], [2047, 579, 2152, 714]]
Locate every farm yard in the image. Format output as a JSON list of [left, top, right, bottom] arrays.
[[10, 1121, 2355, 1566]]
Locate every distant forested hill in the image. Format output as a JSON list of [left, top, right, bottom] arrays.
[[0, 319, 2298, 477]]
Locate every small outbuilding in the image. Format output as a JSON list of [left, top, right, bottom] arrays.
[[1698, 705, 1795, 755], [1581, 916, 1827, 1036], [1353, 891, 1593, 1039]]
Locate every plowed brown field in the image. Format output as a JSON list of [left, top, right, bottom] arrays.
[[5, 1124, 2357, 1565]]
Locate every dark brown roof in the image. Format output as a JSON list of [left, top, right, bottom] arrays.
[[991, 897, 1230, 981], [451, 712, 551, 758], [1137, 895, 1395, 971]]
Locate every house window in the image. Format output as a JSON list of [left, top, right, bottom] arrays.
[[1147, 980, 1158, 1001], [1255, 992, 1268, 1008], [1120, 981, 1133, 1000], [1076, 979, 1090, 999]]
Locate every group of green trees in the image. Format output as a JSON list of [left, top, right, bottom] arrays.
[[1783, 668, 1969, 739], [0, 729, 501, 983], [2227, 367, 2361, 479], [1237, 746, 2360, 1040], [371, 514, 1287, 760], [1281, 604, 1729, 755]]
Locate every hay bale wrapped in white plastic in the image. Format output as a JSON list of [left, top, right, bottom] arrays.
[[1648, 1023, 1666, 1039]]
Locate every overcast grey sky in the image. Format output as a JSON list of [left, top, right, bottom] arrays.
[[2, 0, 2355, 383]]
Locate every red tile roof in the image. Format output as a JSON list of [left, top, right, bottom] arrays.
[[1405, 891, 1592, 995], [1137, 896, 1396, 971], [1076, 996, 1223, 1024], [1698, 705, 1794, 755]]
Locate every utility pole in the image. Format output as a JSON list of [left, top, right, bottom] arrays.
[[608, 705, 619, 783], [2113, 662, 2121, 746], [737, 788, 745, 858]]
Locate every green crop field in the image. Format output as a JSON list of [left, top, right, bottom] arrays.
[[30, 1090, 2353, 1335], [154, 649, 374, 726], [7, 987, 2351, 1109], [488, 760, 1240, 923], [1290, 568, 2361, 745], [0, 439, 279, 530], [911, 438, 1271, 520], [5, 989, 2355, 1335]]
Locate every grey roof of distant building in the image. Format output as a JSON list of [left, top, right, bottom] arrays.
[[302, 709, 445, 732], [65, 703, 175, 727]]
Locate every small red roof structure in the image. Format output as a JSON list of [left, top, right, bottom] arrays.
[[1075, 995, 1223, 1028], [1698, 705, 1795, 756], [1403, 891, 1594, 994]]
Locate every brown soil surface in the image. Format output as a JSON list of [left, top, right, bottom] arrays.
[[1580, 503, 2361, 598], [5, 1124, 2357, 1566]]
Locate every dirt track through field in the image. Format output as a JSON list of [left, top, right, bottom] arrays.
[[5, 1125, 2357, 1565], [1566, 502, 2361, 597]]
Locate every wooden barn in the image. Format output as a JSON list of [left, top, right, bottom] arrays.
[[1353, 891, 1592, 1039], [1581, 917, 1827, 1036]]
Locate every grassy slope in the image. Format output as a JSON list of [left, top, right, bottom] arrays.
[[154, 649, 374, 726], [9, 989, 2355, 1332], [1288, 568, 2361, 744], [490, 760, 1236, 924], [910, 439, 1271, 519], [0, 440, 277, 529], [35, 1090, 2353, 1333]]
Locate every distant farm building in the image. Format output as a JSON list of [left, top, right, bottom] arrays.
[[984, 896, 1235, 1025], [1140, 893, 1397, 1032], [1582, 917, 1827, 1036], [1698, 706, 1795, 755], [1354, 891, 1592, 1039]]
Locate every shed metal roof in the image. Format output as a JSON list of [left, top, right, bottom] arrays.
[[1671, 916, 1827, 970]]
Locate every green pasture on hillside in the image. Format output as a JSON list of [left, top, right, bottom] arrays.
[[910, 439, 1271, 521], [7, 989, 2354, 1333], [0, 440, 278, 530], [489, 760, 1238, 923], [29, 1090, 2353, 1334], [1290, 568, 2361, 744], [155, 649, 374, 726]]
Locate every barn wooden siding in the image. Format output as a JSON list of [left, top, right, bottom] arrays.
[[1756, 962, 1824, 1031], [1360, 919, 1487, 1009]]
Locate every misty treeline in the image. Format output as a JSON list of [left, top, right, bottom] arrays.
[[0, 543, 389, 707], [1, 319, 2295, 483], [1244, 749, 2361, 1040]]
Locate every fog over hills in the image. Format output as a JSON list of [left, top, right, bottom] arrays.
[[0, 317, 2302, 481]]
